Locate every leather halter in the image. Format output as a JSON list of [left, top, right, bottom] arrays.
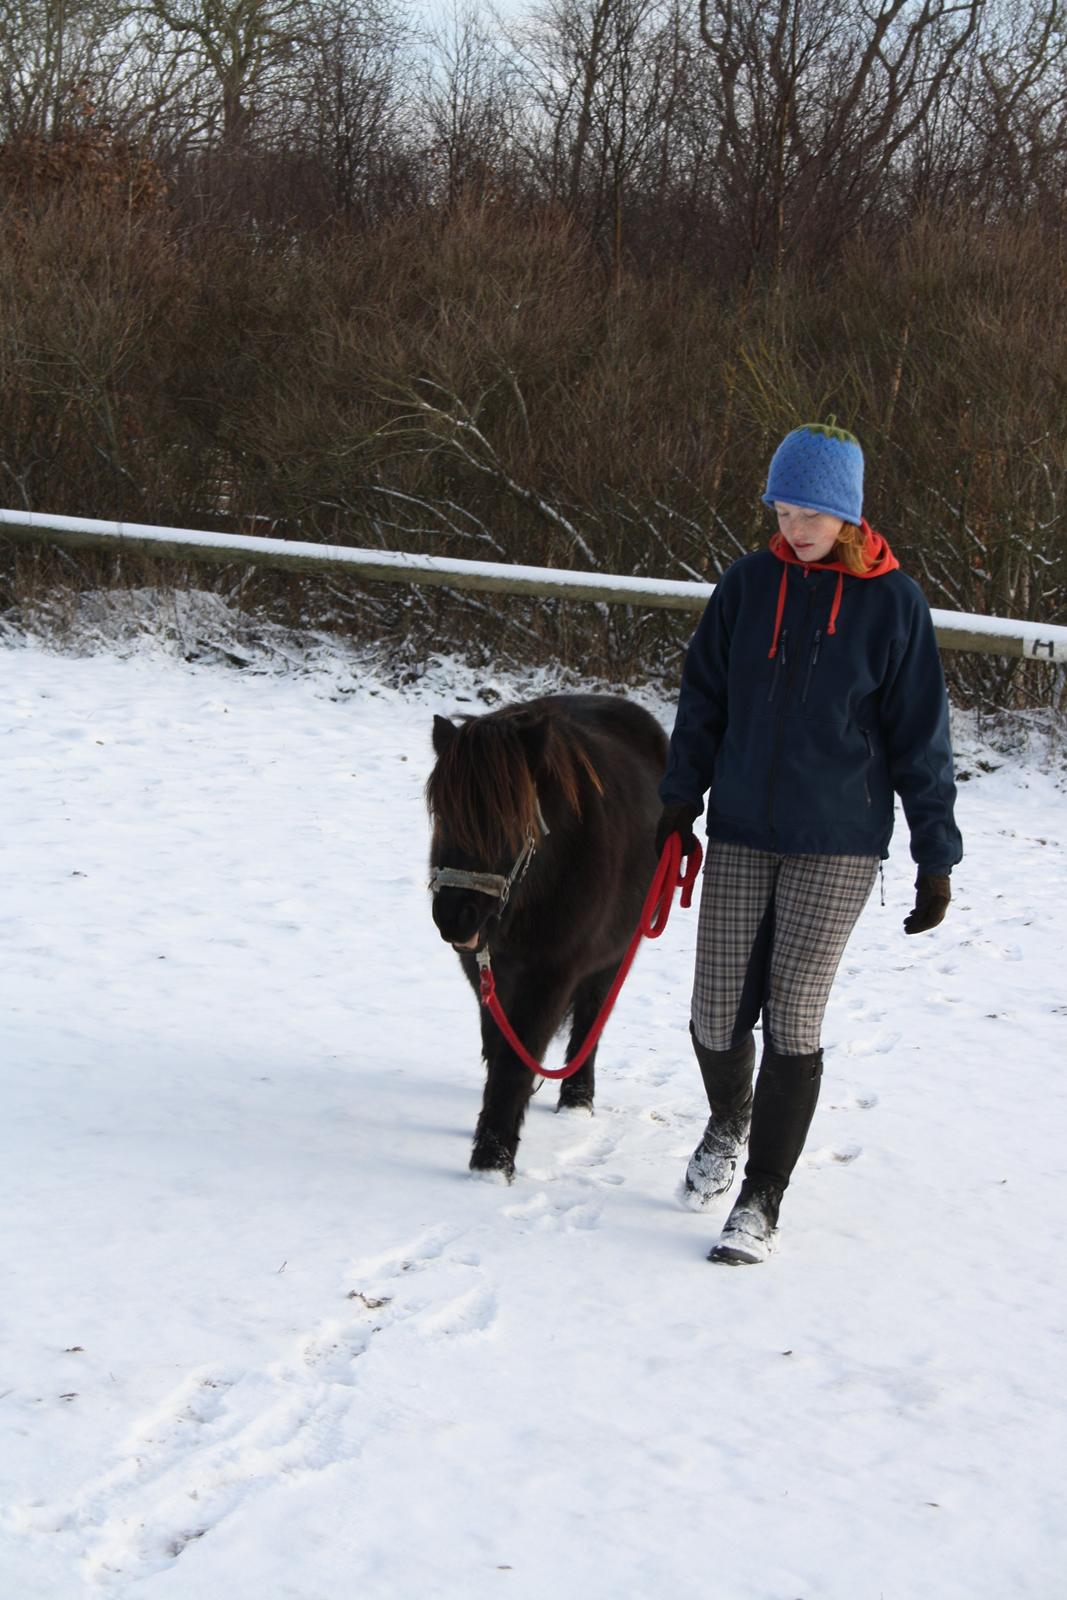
[[428, 802, 550, 907]]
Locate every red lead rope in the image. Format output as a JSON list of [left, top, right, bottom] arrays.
[[477, 834, 703, 1081]]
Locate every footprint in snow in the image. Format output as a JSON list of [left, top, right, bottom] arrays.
[[557, 1130, 619, 1170], [126, 1369, 239, 1451], [503, 1191, 603, 1232], [631, 1065, 675, 1088], [301, 1320, 374, 1384], [344, 1223, 463, 1284], [829, 1089, 879, 1112], [341, 1232, 495, 1344], [963, 937, 1024, 962], [409, 1279, 499, 1338], [844, 1030, 902, 1057], [41, 1364, 339, 1588], [806, 1141, 863, 1168], [22, 1234, 494, 1588], [924, 991, 963, 1013]]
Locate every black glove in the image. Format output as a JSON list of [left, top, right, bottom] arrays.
[[903, 872, 951, 935], [655, 803, 700, 860]]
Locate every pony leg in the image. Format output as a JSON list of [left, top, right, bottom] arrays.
[[557, 964, 615, 1112], [471, 971, 572, 1180]]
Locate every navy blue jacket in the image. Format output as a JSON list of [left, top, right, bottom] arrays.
[[660, 548, 963, 872]]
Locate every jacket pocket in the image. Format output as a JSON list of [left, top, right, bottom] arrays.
[[801, 629, 823, 705], [767, 629, 789, 703]]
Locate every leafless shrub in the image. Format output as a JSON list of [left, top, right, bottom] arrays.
[[2, 2, 1066, 707]]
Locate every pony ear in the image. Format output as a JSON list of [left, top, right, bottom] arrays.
[[432, 715, 458, 756], [516, 716, 549, 774]]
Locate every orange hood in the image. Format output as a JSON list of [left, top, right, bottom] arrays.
[[767, 519, 899, 657]]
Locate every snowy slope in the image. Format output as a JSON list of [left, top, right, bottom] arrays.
[[1, 639, 1064, 1600]]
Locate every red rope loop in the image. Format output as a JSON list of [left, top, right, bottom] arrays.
[[478, 834, 702, 1081]]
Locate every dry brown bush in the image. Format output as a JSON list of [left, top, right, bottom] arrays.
[[0, 189, 1064, 707]]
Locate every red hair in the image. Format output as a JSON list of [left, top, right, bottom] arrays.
[[832, 521, 874, 575]]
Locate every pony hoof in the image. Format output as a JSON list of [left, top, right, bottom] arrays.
[[556, 1095, 594, 1115], [469, 1135, 516, 1183]]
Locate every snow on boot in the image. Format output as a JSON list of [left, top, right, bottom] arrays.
[[684, 1099, 752, 1205], [707, 1047, 823, 1264], [708, 1180, 783, 1265], [683, 1029, 755, 1207]]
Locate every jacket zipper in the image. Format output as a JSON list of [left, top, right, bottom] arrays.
[[801, 629, 822, 704], [767, 589, 813, 844], [862, 728, 873, 805]]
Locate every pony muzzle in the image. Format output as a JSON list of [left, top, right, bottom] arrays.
[[430, 885, 499, 950], [428, 828, 541, 949]]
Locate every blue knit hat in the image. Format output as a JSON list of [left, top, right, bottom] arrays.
[[762, 422, 864, 525]]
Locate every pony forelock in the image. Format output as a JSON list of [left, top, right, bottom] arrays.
[[426, 708, 602, 864]]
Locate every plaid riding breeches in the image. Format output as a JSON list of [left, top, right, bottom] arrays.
[[691, 840, 879, 1056]]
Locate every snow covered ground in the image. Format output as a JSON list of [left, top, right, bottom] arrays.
[[1, 631, 1065, 1600]]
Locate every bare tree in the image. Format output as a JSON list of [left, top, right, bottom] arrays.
[[415, 2, 519, 207], [971, 0, 1067, 218], [0, 0, 135, 139], [136, 0, 311, 146], [509, 0, 676, 279], [696, 0, 986, 276], [284, 0, 404, 215]]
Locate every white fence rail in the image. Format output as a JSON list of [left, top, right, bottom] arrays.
[[3, 508, 1066, 663]]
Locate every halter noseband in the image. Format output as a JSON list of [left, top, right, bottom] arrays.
[[429, 802, 550, 907]]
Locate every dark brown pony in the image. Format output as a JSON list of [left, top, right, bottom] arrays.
[[427, 694, 667, 1179]]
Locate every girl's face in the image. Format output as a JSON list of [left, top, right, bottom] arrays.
[[773, 502, 843, 563]]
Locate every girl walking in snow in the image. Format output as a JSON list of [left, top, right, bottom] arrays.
[[656, 423, 962, 1264]]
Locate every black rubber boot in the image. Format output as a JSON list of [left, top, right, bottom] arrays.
[[683, 1028, 755, 1205], [709, 1047, 823, 1264]]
